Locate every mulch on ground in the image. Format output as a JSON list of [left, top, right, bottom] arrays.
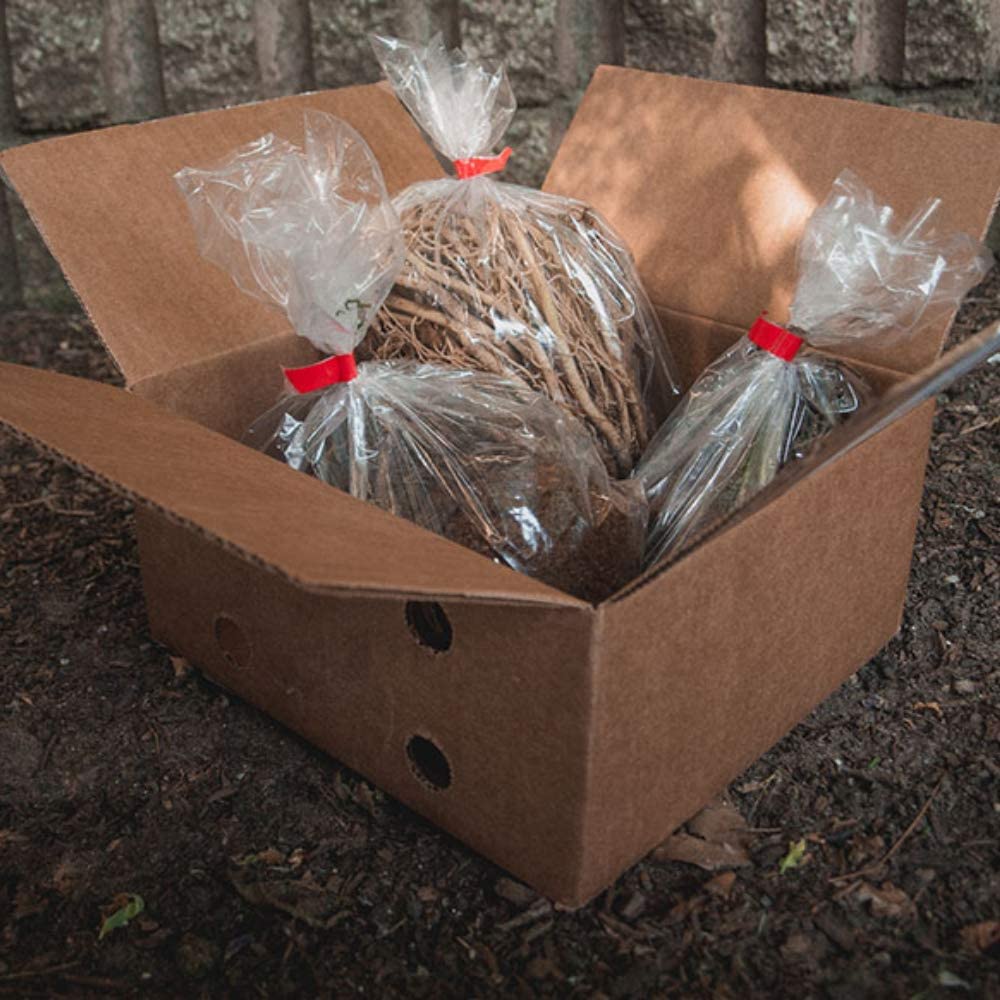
[[1, 283, 997, 997]]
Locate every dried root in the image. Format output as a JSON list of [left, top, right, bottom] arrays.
[[365, 191, 657, 477]]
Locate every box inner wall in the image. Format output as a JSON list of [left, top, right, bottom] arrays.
[[128, 304, 907, 605], [132, 308, 908, 441]]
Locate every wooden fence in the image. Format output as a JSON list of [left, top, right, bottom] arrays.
[[0, 0, 915, 311]]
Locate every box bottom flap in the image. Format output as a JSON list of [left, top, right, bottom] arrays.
[[0, 362, 585, 608]]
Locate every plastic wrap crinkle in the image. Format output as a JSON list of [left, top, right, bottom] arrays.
[[176, 111, 646, 601], [253, 363, 647, 601], [363, 34, 681, 477], [636, 170, 992, 567]]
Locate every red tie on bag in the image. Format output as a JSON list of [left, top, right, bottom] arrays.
[[283, 353, 358, 393], [453, 146, 513, 180], [281, 147, 515, 394], [747, 313, 804, 361]]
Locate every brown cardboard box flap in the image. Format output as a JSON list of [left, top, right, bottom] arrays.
[[0, 84, 442, 386], [545, 66, 1000, 374], [612, 319, 1000, 606], [0, 362, 584, 607]]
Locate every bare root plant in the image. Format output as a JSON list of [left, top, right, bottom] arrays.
[[366, 191, 659, 477]]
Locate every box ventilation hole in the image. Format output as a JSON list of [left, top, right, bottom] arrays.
[[406, 735, 452, 790], [404, 601, 453, 653], [213, 614, 252, 670]]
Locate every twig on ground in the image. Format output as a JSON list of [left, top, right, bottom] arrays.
[[829, 774, 946, 884], [0, 962, 79, 982]]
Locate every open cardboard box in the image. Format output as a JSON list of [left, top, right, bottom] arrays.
[[2, 68, 1000, 906]]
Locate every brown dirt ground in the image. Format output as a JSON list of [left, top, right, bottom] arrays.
[[1, 281, 998, 998]]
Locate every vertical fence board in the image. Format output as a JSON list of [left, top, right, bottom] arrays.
[[555, 0, 625, 85], [552, 1, 625, 155], [396, 0, 461, 48], [0, 0, 15, 138], [984, 0, 1000, 80], [0, 0, 21, 309], [710, 0, 766, 84], [852, 0, 906, 85], [101, 0, 166, 123], [254, 0, 315, 98], [0, 182, 21, 310]]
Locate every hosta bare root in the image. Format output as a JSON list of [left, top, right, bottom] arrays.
[[366, 193, 666, 478]]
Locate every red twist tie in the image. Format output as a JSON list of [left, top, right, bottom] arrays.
[[283, 353, 358, 393], [453, 146, 513, 180], [747, 314, 803, 362]]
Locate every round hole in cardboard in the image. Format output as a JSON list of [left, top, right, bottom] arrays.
[[404, 601, 453, 653], [213, 613, 252, 670], [406, 735, 452, 790]]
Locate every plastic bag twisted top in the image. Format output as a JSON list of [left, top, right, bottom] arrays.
[[789, 170, 991, 348], [247, 362, 648, 601], [175, 111, 403, 356], [370, 33, 515, 162]]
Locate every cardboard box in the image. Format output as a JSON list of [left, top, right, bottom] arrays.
[[2, 68, 999, 906]]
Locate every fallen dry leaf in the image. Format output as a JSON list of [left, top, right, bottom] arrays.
[[170, 655, 192, 680], [960, 920, 1000, 954], [237, 847, 286, 867], [230, 872, 338, 929], [355, 782, 378, 815], [705, 871, 737, 897], [937, 970, 971, 990], [619, 891, 646, 921], [813, 909, 856, 952], [666, 895, 702, 923], [687, 799, 750, 846], [911, 701, 944, 718], [495, 877, 537, 907], [652, 832, 750, 871], [781, 931, 815, 961], [855, 881, 915, 920], [51, 859, 79, 895], [652, 798, 753, 871], [847, 834, 886, 868]]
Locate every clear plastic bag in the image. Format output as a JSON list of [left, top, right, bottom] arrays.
[[175, 110, 403, 358], [363, 34, 681, 478], [637, 170, 992, 567], [176, 112, 646, 601], [247, 363, 647, 602]]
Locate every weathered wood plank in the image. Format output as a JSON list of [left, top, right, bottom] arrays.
[[710, 0, 766, 85], [853, 0, 907, 85], [396, 0, 461, 48], [254, 0, 316, 98], [101, 0, 167, 123]]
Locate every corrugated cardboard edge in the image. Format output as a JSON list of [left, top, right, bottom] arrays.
[[570, 597, 609, 903], [0, 362, 588, 609], [570, 397, 937, 903], [545, 65, 1000, 374], [1, 167, 130, 380], [3, 415, 580, 608], [0, 83, 444, 385], [616, 318, 1000, 606]]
